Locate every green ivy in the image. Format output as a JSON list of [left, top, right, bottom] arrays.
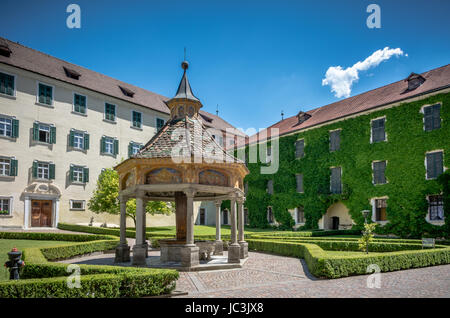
[[242, 93, 450, 238]]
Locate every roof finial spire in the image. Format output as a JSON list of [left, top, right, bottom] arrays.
[[281, 110, 284, 120], [181, 47, 189, 71]]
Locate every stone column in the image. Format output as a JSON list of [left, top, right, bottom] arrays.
[[24, 196, 30, 229], [214, 200, 223, 255], [237, 197, 248, 259], [185, 189, 195, 246], [180, 188, 199, 269], [228, 194, 241, 263], [115, 196, 130, 263], [132, 191, 147, 266], [142, 199, 148, 258]]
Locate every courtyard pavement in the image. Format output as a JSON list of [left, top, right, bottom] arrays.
[[59, 249, 450, 298]]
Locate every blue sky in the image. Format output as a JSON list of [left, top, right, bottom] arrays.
[[1, 0, 449, 130]]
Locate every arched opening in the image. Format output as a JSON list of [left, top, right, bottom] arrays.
[[319, 201, 353, 230]]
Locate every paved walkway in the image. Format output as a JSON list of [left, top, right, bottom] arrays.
[[58, 250, 450, 298]]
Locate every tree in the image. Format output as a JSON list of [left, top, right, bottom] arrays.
[[88, 168, 173, 227], [358, 223, 377, 254]]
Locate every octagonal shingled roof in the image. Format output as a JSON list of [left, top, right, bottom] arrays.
[[134, 115, 243, 164]]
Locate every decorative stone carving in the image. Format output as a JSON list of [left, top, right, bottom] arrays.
[[199, 169, 228, 187], [145, 168, 182, 184]]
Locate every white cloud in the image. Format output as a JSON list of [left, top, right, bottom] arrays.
[[322, 47, 405, 98]]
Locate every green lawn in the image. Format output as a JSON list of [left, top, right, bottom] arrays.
[[0, 239, 73, 281]]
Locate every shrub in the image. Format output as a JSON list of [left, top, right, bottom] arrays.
[[247, 239, 450, 278], [0, 231, 179, 298]]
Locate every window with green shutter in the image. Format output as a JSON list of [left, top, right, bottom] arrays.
[[102, 136, 117, 155], [105, 103, 116, 121], [33, 122, 55, 144], [424, 104, 441, 131], [295, 139, 304, 158], [73, 94, 87, 114], [371, 118, 386, 143], [34, 161, 54, 180], [0, 157, 16, 177], [373, 161, 387, 184], [330, 130, 340, 152], [330, 167, 342, 194], [38, 83, 53, 105], [0, 72, 15, 96], [132, 111, 142, 128], [128, 142, 142, 158], [70, 165, 88, 183], [426, 151, 444, 179], [0, 116, 17, 138]]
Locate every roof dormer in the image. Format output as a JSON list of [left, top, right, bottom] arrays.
[[0, 39, 11, 57], [296, 111, 311, 124], [63, 66, 81, 80], [404, 72, 425, 91]]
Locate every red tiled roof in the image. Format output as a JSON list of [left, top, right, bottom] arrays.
[[0, 37, 242, 135], [241, 63, 450, 147]]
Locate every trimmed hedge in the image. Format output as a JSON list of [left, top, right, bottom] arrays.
[[247, 239, 450, 278], [0, 232, 179, 298]]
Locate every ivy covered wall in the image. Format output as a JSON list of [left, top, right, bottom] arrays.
[[242, 92, 450, 237]]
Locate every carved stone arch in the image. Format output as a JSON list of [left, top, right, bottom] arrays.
[[198, 169, 229, 187], [145, 167, 182, 184], [121, 172, 135, 190], [23, 182, 61, 197]]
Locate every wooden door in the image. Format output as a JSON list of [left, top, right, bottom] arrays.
[[31, 200, 52, 227]]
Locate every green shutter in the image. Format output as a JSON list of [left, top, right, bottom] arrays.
[[50, 126, 56, 144], [32, 161, 38, 178], [69, 165, 74, 182], [114, 139, 119, 155], [84, 133, 89, 150], [32, 123, 39, 141], [128, 142, 133, 158], [10, 159, 18, 177], [101, 137, 106, 153], [11, 119, 19, 138], [83, 167, 89, 183], [49, 163, 55, 180], [69, 130, 75, 147]]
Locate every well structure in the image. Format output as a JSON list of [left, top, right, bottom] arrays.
[[114, 61, 249, 270]]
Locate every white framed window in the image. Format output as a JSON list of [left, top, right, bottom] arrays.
[[427, 195, 444, 222], [425, 150, 444, 180], [0, 71, 16, 97], [295, 206, 305, 224], [156, 118, 165, 131], [105, 137, 114, 155], [36, 81, 54, 106], [39, 124, 50, 143], [0, 158, 10, 176], [0, 196, 13, 216], [104, 103, 116, 122], [38, 162, 50, 180], [131, 111, 142, 129], [73, 166, 84, 183], [70, 199, 85, 211], [370, 116, 387, 143], [73, 92, 87, 115], [73, 131, 84, 149], [0, 116, 12, 137], [422, 103, 441, 131], [371, 197, 388, 223]]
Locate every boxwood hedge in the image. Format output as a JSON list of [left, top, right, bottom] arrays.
[[0, 232, 179, 298], [247, 239, 450, 278]]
